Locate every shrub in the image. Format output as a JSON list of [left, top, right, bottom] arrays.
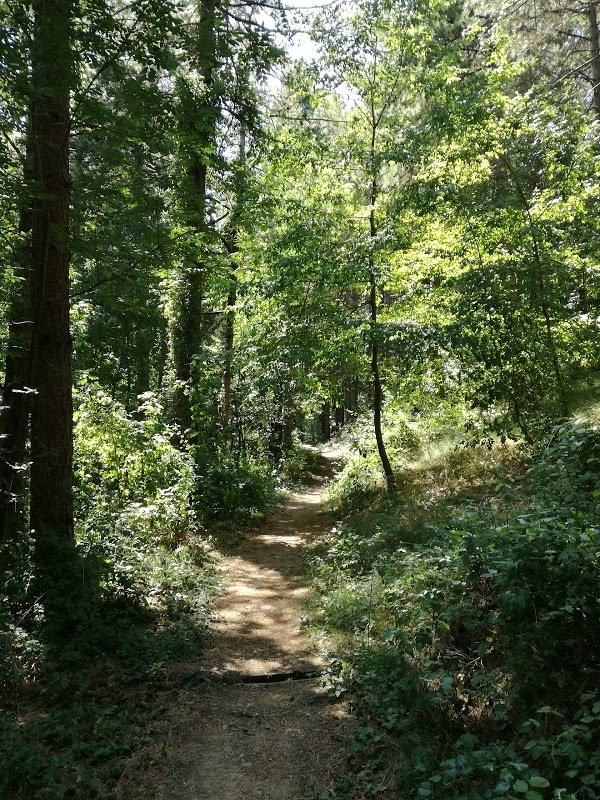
[[311, 420, 600, 799], [74, 382, 197, 544], [194, 455, 277, 523], [0, 382, 218, 800]]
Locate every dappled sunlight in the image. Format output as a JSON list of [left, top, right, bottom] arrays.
[[205, 475, 335, 676], [150, 452, 354, 800]]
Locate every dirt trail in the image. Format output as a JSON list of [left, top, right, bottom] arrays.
[[151, 450, 352, 800]]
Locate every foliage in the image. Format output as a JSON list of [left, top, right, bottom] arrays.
[[0, 383, 217, 799], [0, 532, 214, 799], [278, 443, 325, 485], [194, 452, 278, 523], [324, 403, 471, 512], [311, 418, 600, 799], [1, 496, 214, 800], [2, 0, 600, 794], [74, 380, 197, 542]]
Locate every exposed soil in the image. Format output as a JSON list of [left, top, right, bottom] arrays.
[[126, 450, 353, 800]]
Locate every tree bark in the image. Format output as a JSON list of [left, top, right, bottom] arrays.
[[221, 273, 237, 434], [29, 0, 74, 554], [173, 0, 216, 443], [320, 401, 331, 441], [368, 130, 395, 492], [220, 124, 245, 440], [588, 0, 600, 120], [343, 380, 358, 423], [370, 265, 395, 491]]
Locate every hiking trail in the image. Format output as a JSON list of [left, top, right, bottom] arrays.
[[131, 449, 353, 800]]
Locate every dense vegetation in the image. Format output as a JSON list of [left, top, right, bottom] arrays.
[[312, 416, 600, 799], [1, 0, 600, 795]]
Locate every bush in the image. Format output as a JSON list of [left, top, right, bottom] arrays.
[[311, 420, 600, 799], [74, 382, 197, 544], [0, 381, 218, 800], [194, 455, 277, 523], [324, 452, 382, 511]]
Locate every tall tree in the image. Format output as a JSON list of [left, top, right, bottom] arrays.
[[29, 0, 75, 559], [220, 123, 246, 438], [312, 0, 437, 488], [172, 0, 217, 443], [170, 0, 282, 450]]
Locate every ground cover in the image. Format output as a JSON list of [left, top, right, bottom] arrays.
[[309, 421, 600, 799], [1, 519, 216, 798]]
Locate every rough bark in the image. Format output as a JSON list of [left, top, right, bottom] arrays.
[[173, 0, 216, 443], [588, 0, 600, 120], [29, 0, 74, 552]]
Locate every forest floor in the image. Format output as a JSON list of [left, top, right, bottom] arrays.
[[126, 450, 353, 800]]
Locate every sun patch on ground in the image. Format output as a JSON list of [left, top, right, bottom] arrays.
[[119, 451, 354, 800]]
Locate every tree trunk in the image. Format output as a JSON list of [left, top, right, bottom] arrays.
[[220, 124, 245, 440], [131, 146, 152, 412], [173, 0, 216, 443], [283, 410, 294, 450], [221, 274, 237, 434], [368, 134, 395, 491], [588, 0, 600, 120], [320, 401, 331, 441], [29, 0, 74, 557], [343, 380, 358, 423], [370, 266, 395, 491]]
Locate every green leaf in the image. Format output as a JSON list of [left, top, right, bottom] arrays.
[[514, 780, 529, 793], [528, 777, 550, 788], [537, 707, 563, 717]]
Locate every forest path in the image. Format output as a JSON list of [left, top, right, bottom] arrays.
[[149, 450, 352, 800]]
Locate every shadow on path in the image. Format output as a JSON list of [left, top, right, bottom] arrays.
[[205, 449, 342, 678], [143, 449, 354, 800]]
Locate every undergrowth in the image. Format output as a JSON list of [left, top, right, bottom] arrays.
[[0, 527, 215, 799], [0, 388, 312, 798], [311, 418, 600, 800], [0, 384, 219, 799]]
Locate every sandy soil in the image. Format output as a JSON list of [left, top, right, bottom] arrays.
[[129, 450, 353, 800]]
